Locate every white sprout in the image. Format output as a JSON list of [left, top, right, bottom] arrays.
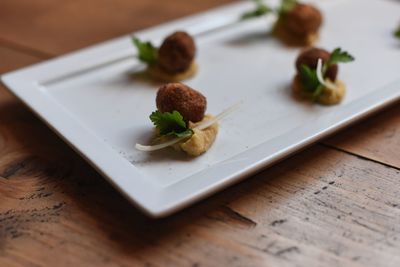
[[135, 137, 185, 152], [316, 58, 337, 91]]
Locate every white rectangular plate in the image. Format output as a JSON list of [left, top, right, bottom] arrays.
[[2, 0, 400, 217]]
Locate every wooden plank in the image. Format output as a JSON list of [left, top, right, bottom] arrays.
[[0, 46, 42, 74], [1, 133, 399, 267], [323, 102, 400, 169], [0, 46, 43, 103], [0, 0, 236, 56]]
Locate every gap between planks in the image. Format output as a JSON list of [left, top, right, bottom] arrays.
[[0, 37, 53, 60], [320, 143, 400, 172]]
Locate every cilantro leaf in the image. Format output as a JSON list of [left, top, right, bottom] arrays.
[[169, 129, 194, 138], [395, 27, 400, 39], [299, 64, 324, 101], [240, 0, 297, 21], [326, 48, 355, 66], [132, 37, 158, 65], [150, 110, 193, 138], [241, 0, 272, 20], [279, 0, 298, 14], [299, 64, 320, 92], [312, 84, 324, 102]]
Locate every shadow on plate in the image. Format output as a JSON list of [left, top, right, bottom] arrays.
[[125, 68, 164, 88], [224, 29, 274, 47], [280, 80, 319, 111]]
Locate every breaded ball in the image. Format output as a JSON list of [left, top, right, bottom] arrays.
[[284, 4, 322, 37], [295, 47, 338, 81], [156, 83, 206, 123], [158, 31, 196, 75]]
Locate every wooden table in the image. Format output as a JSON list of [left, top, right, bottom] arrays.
[[0, 1, 399, 266]]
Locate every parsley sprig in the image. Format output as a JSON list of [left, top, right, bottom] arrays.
[[241, 0, 272, 20], [241, 0, 298, 20], [132, 37, 158, 65], [326, 48, 355, 66], [299, 48, 355, 101], [150, 110, 193, 138], [395, 26, 400, 39], [278, 0, 298, 15], [299, 65, 323, 100]]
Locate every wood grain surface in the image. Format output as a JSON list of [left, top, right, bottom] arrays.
[[324, 104, 400, 169], [0, 1, 399, 267]]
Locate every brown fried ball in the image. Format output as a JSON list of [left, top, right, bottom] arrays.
[[158, 31, 196, 75], [295, 47, 338, 81], [156, 83, 206, 123], [284, 4, 322, 37]]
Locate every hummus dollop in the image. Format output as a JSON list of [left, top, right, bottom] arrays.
[[292, 75, 346, 105], [173, 115, 219, 156]]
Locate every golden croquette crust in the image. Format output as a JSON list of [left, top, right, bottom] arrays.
[[156, 83, 206, 123], [158, 31, 196, 75], [284, 4, 323, 37]]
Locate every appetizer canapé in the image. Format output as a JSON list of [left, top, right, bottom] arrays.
[[242, 0, 323, 46], [133, 31, 198, 82], [136, 83, 237, 157], [292, 47, 354, 105], [273, 1, 322, 46]]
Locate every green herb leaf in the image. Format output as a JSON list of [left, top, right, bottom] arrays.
[[299, 64, 324, 101], [326, 48, 355, 67], [278, 0, 298, 14], [132, 37, 158, 65], [299, 64, 320, 92], [312, 84, 324, 102], [150, 110, 193, 138], [395, 27, 400, 39], [169, 129, 194, 138], [241, 0, 272, 20]]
